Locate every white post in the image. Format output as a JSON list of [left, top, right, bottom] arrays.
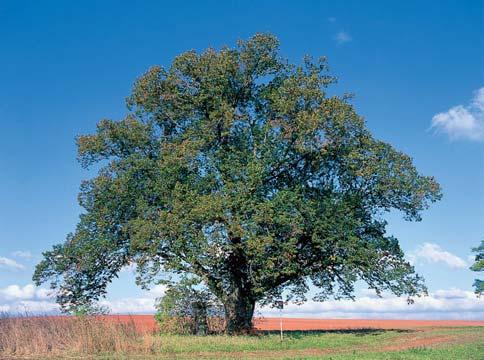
[[276, 300, 284, 341], [279, 307, 283, 341]]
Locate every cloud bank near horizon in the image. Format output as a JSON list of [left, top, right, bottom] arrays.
[[1, 283, 482, 320]]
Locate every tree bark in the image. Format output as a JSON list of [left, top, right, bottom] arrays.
[[222, 233, 255, 334], [223, 294, 255, 335], [191, 301, 209, 335]]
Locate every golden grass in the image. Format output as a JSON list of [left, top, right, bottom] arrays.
[[0, 313, 160, 357]]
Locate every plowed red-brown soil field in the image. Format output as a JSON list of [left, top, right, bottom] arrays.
[[107, 315, 484, 333]]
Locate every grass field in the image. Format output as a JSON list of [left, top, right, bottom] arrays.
[[131, 327, 483, 359], [1, 315, 482, 359]]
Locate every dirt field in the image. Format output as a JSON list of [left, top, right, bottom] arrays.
[[108, 315, 484, 333], [255, 318, 484, 331]]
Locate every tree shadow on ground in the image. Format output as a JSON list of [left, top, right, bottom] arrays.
[[257, 328, 414, 338]]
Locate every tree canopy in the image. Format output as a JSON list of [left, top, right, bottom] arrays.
[[34, 33, 441, 334]]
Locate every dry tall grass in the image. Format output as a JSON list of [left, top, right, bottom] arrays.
[[0, 313, 160, 357]]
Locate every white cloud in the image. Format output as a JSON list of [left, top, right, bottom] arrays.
[[0, 284, 55, 301], [35, 288, 55, 300], [468, 254, 477, 264], [260, 289, 484, 320], [5, 300, 60, 313], [433, 288, 469, 299], [99, 284, 166, 313], [473, 87, 484, 111], [335, 31, 352, 44], [120, 263, 136, 273], [148, 284, 167, 298], [358, 288, 381, 299], [431, 87, 484, 141], [0, 256, 24, 270], [411, 243, 467, 269], [99, 297, 157, 314], [11, 250, 33, 259], [0, 283, 165, 315], [6, 300, 60, 314], [0, 284, 60, 313], [0, 284, 36, 300]]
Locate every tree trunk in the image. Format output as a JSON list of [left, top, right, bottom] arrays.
[[223, 295, 255, 335], [221, 234, 255, 334], [191, 300, 208, 335]]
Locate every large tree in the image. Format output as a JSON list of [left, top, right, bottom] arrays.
[[34, 34, 441, 334]]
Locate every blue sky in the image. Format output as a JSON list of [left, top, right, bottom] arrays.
[[1, 0, 483, 319]]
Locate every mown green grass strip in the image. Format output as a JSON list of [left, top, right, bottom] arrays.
[[157, 329, 403, 353], [156, 327, 483, 354]]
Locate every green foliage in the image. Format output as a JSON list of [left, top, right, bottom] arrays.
[[71, 303, 111, 317], [33, 33, 441, 333], [470, 241, 484, 294], [155, 277, 224, 335]]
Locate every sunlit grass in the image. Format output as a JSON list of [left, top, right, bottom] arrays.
[[157, 329, 403, 354]]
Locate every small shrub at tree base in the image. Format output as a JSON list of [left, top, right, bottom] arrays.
[[155, 279, 225, 335], [71, 303, 111, 317]]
